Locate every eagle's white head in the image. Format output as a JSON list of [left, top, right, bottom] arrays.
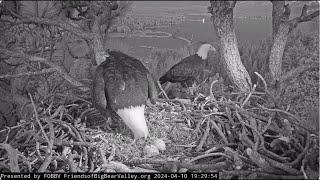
[[196, 43, 216, 60]]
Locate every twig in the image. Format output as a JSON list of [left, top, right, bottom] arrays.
[[210, 119, 228, 144], [38, 121, 54, 172], [188, 152, 231, 164], [132, 166, 159, 172], [28, 93, 50, 143], [254, 72, 269, 94], [157, 80, 169, 100], [35, 142, 44, 161], [4, 127, 11, 144], [127, 158, 228, 171], [248, 116, 260, 151], [301, 164, 308, 179], [174, 141, 197, 148], [0, 68, 56, 79], [102, 161, 134, 172], [261, 117, 272, 134], [0, 143, 20, 172], [204, 112, 225, 117], [209, 80, 218, 97], [246, 148, 278, 173], [196, 119, 210, 152], [82, 147, 89, 170], [241, 84, 256, 108], [54, 141, 92, 147], [287, 132, 310, 167], [99, 148, 108, 165], [239, 128, 255, 148], [17, 152, 32, 172], [67, 154, 80, 172], [257, 104, 311, 131], [258, 148, 290, 163], [221, 170, 305, 179], [263, 154, 301, 175], [0, 123, 30, 134], [1, 49, 90, 92], [171, 99, 187, 111], [204, 143, 237, 154], [107, 144, 116, 162]]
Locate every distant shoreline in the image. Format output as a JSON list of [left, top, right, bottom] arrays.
[[109, 30, 192, 48], [109, 30, 172, 38]]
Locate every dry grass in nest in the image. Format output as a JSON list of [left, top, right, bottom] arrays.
[[0, 77, 319, 178]]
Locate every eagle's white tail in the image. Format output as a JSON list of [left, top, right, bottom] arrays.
[[116, 105, 149, 139]]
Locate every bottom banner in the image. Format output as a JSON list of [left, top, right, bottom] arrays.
[[0, 172, 219, 180]]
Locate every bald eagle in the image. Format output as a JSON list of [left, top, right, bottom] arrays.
[[92, 51, 158, 139], [159, 43, 216, 87]]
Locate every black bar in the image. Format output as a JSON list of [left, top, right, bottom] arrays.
[[0, 172, 219, 180]]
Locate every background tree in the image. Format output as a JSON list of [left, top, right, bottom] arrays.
[[268, 1, 319, 109], [0, 1, 132, 127], [208, 0, 252, 92]]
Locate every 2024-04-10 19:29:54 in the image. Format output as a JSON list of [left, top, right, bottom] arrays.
[[153, 173, 219, 179]]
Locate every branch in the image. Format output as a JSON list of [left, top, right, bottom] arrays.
[[7, 15, 93, 40], [289, 4, 320, 26], [282, 4, 291, 21], [29, 93, 50, 144], [0, 48, 90, 92], [297, 10, 319, 23], [156, 80, 169, 100], [0, 68, 56, 79]]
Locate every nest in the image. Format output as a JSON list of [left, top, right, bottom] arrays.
[[0, 78, 318, 179]]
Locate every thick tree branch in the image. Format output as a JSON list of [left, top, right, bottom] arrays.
[[286, 5, 320, 32], [0, 48, 90, 92], [296, 9, 319, 23]]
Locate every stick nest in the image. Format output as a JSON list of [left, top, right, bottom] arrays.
[[0, 79, 318, 179]]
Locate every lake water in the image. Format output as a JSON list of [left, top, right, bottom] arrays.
[[109, 15, 317, 58]]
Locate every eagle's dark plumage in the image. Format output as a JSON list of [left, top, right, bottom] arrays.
[[92, 51, 157, 139], [159, 43, 216, 87]]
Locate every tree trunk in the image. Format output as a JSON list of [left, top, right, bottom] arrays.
[[268, 1, 319, 115], [209, 1, 252, 92], [269, 22, 290, 84], [269, 2, 319, 87], [271, 1, 285, 39], [92, 19, 108, 66], [91, 4, 114, 66]]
